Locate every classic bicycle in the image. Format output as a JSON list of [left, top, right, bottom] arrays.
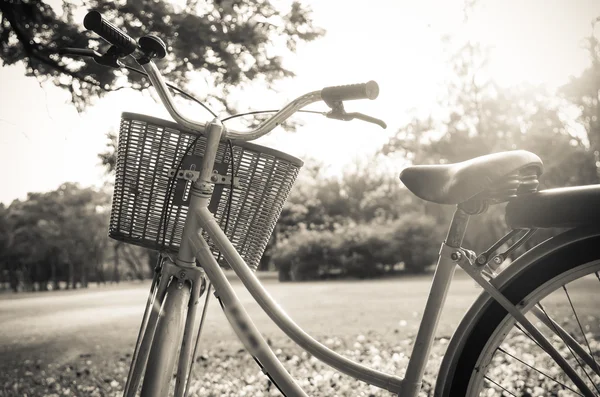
[[62, 11, 600, 397]]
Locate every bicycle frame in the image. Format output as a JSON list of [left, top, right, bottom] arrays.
[[191, 202, 467, 396], [123, 119, 596, 397]]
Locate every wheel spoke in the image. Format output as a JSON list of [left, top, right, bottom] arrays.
[[531, 304, 600, 377], [496, 347, 585, 396], [539, 302, 600, 395], [515, 323, 546, 352], [484, 376, 518, 397], [563, 285, 600, 389], [454, 258, 600, 397]]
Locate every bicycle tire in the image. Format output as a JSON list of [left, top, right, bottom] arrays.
[[442, 231, 600, 396], [140, 279, 191, 397]]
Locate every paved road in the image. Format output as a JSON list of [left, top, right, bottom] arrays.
[[0, 272, 481, 369]]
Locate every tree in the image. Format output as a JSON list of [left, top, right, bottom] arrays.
[[382, 40, 595, 184], [561, 19, 600, 181], [273, 158, 440, 280], [0, 0, 324, 111], [381, 35, 599, 254], [98, 129, 118, 174], [0, 184, 109, 290], [0, 183, 154, 292]]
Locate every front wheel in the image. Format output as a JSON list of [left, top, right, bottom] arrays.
[[444, 233, 600, 396]]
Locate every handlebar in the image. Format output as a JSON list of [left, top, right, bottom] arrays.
[[321, 81, 379, 105], [142, 62, 330, 140], [83, 11, 138, 55], [80, 10, 383, 140]]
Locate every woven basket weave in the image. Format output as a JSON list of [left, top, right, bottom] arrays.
[[109, 112, 303, 270]]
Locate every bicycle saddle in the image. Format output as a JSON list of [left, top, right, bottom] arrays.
[[400, 150, 543, 205]]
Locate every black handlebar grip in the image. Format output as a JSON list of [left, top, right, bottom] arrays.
[[321, 81, 379, 104], [83, 11, 138, 55]]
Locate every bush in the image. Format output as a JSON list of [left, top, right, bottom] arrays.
[[388, 213, 443, 273], [333, 224, 392, 278], [273, 228, 340, 281], [273, 212, 442, 281]]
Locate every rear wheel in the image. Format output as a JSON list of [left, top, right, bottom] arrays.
[[447, 235, 600, 396]]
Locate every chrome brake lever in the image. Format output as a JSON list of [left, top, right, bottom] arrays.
[[326, 109, 387, 129], [57, 48, 102, 58], [57, 47, 123, 68], [345, 112, 387, 129]]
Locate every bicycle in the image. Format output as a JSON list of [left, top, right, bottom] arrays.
[[63, 10, 600, 397]]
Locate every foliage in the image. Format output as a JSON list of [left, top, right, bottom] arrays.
[[0, 0, 324, 111], [98, 129, 118, 174], [381, 40, 599, 188], [388, 214, 443, 273], [275, 23, 600, 281], [273, 158, 437, 280], [0, 183, 150, 292], [274, 227, 336, 281], [278, 158, 421, 236], [274, 213, 442, 281], [560, 30, 600, 182], [378, 30, 600, 259]]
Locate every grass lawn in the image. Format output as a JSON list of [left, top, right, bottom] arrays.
[[0, 270, 480, 362], [0, 269, 596, 396]]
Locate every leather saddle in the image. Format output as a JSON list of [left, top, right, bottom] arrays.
[[399, 150, 543, 205]]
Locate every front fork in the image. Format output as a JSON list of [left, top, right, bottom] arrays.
[[123, 258, 207, 397]]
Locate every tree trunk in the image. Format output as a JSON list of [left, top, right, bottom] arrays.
[[50, 262, 59, 290], [81, 264, 88, 288], [9, 269, 19, 292], [147, 250, 159, 274], [96, 260, 105, 286], [23, 267, 33, 291], [67, 262, 74, 289], [113, 244, 120, 284]]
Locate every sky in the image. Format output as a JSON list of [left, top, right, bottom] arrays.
[[1, 0, 599, 205]]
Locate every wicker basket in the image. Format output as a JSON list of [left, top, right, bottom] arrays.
[[109, 112, 303, 270]]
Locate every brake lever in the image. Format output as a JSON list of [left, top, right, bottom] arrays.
[[58, 48, 102, 58], [326, 109, 387, 129], [57, 46, 123, 68], [344, 112, 387, 129]]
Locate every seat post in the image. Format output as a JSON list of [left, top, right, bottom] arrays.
[[402, 206, 470, 396], [445, 206, 470, 248]]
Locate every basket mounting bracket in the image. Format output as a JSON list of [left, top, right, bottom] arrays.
[[168, 168, 200, 181], [210, 172, 240, 187], [170, 154, 239, 207], [168, 168, 239, 187]]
